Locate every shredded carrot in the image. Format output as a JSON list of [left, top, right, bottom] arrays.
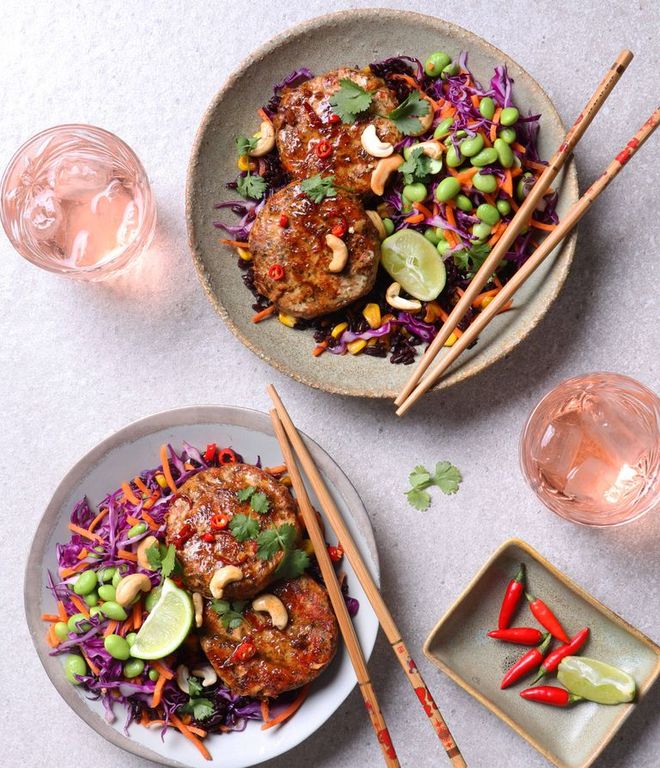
[[483, 192, 497, 206], [472, 288, 500, 308], [493, 274, 503, 289], [261, 700, 270, 722], [81, 649, 100, 676], [76, 548, 89, 561], [159, 444, 178, 494], [445, 204, 457, 229], [88, 507, 108, 533], [512, 142, 527, 155], [41, 613, 61, 622], [219, 238, 250, 248], [435, 306, 463, 337], [523, 159, 548, 173], [440, 102, 457, 119], [490, 108, 502, 141], [121, 482, 141, 506], [502, 168, 513, 198], [487, 221, 507, 247], [68, 523, 103, 544], [453, 166, 479, 185], [45, 627, 58, 648], [403, 212, 425, 224], [141, 510, 159, 530], [470, 94, 480, 109], [119, 616, 132, 636], [498, 300, 514, 313], [263, 464, 287, 475], [509, 197, 519, 212], [70, 594, 91, 618], [261, 684, 311, 730], [117, 549, 138, 562], [133, 476, 150, 496], [57, 601, 68, 622], [312, 342, 327, 357], [251, 305, 276, 324], [151, 673, 167, 708], [126, 515, 141, 527], [104, 620, 118, 637], [170, 714, 212, 761], [132, 601, 143, 631], [412, 201, 433, 219], [530, 219, 557, 231], [143, 493, 159, 510], [152, 660, 174, 680], [59, 561, 89, 578]]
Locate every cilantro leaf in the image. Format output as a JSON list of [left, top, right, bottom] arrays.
[[399, 147, 433, 185], [146, 543, 179, 577], [406, 488, 431, 511], [300, 174, 336, 204], [256, 523, 297, 561], [236, 172, 267, 200], [210, 599, 246, 630], [187, 676, 203, 698], [250, 491, 270, 515], [229, 513, 259, 542], [180, 696, 214, 721], [409, 465, 432, 489], [145, 543, 163, 570], [433, 461, 462, 495], [329, 78, 373, 123], [222, 611, 245, 630], [453, 242, 491, 275], [235, 135, 259, 157], [210, 598, 231, 615], [160, 544, 178, 578], [275, 548, 310, 580], [236, 486, 256, 502], [388, 91, 431, 135]]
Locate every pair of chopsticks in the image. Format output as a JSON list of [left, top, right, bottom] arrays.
[[268, 385, 467, 768], [395, 50, 659, 416]]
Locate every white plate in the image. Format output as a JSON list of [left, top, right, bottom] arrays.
[[25, 405, 380, 767]]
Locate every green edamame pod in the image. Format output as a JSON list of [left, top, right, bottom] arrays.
[[494, 138, 514, 168], [496, 199, 512, 216], [73, 570, 98, 596], [84, 591, 99, 607], [433, 117, 454, 139], [455, 194, 473, 212], [424, 51, 452, 77], [104, 634, 131, 661], [64, 654, 88, 685], [382, 218, 395, 235], [445, 144, 462, 168], [98, 584, 116, 602], [98, 567, 116, 584], [473, 173, 498, 194], [424, 228, 440, 245], [498, 127, 517, 144], [436, 239, 452, 256], [476, 204, 501, 227], [435, 177, 461, 202], [471, 148, 499, 167], [100, 601, 128, 621], [460, 134, 484, 158], [123, 659, 145, 678], [500, 107, 520, 126], [127, 523, 147, 539], [472, 222, 492, 241], [479, 97, 496, 120], [67, 613, 91, 634], [403, 182, 428, 203], [54, 621, 70, 641]]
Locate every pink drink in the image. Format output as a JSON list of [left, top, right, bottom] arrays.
[[1, 125, 155, 280], [520, 373, 660, 526]]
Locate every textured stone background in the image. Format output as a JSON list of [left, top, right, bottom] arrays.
[[1, 1, 658, 766]]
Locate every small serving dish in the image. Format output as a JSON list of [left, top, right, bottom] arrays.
[[423, 538, 660, 768]]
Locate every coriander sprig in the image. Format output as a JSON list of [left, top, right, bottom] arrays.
[[329, 78, 373, 123], [405, 461, 462, 510], [387, 91, 431, 135]]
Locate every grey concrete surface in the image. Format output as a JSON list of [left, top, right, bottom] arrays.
[[1, 1, 658, 767]]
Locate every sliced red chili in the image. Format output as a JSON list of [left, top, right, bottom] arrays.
[[218, 448, 237, 465], [210, 514, 229, 531], [233, 640, 256, 662], [172, 523, 194, 548], [268, 264, 285, 281], [316, 139, 333, 158], [331, 219, 347, 238], [279, 213, 289, 228], [201, 532, 216, 543], [203, 443, 217, 462], [329, 113, 341, 124], [327, 544, 344, 563]]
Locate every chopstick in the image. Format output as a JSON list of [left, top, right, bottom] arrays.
[[394, 49, 634, 410], [268, 385, 467, 768], [396, 107, 660, 414], [269, 409, 400, 768]]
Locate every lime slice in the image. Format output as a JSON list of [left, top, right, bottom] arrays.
[[557, 656, 636, 704], [130, 578, 193, 660], [381, 229, 447, 301]]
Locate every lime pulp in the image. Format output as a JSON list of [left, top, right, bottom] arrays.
[[129, 578, 193, 660], [380, 229, 447, 301], [557, 656, 636, 704]]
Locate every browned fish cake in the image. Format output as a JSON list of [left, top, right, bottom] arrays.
[[249, 181, 380, 319], [200, 575, 339, 698], [165, 466, 300, 600], [272, 67, 402, 194]]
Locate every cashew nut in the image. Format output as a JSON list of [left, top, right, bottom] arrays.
[[325, 233, 349, 273], [249, 120, 275, 157], [114, 573, 152, 607], [191, 664, 218, 687], [365, 210, 387, 240], [408, 99, 435, 136], [251, 593, 288, 630], [209, 566, 243, 599], [137, 535, 158, 570], [360, 124, 393, 158], [413, 140, 443, 159], [370, 154, 403, 195], [192, 592, 203, 628], [385, 282, 422, 312], [176, 664, 190, 693]]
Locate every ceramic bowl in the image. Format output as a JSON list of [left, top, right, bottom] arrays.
[[423, 538, 660, 768], [25, 405, 380, 768], [186, 9, 579, 398]]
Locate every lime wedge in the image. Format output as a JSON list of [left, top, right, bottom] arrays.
[[557, 656, 636, 704], [381, 229, 447, 301], [130, 578, 193, 660]]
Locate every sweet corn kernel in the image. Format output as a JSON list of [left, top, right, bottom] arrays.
[[237, 247, 252, 261], [155, 473, 168, 489], [278, 312, 296, 328], [301, 538, 315, 556], [331, 322, 348, 339], [347, 339, 367, 355], [362, 302, 381, 329], [444, 332, 458, 347], [481, 296, 494, 308]]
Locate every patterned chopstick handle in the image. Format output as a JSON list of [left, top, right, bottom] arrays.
[[360, 682, 401, 768]]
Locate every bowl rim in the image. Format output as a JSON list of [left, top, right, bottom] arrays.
[[422, 537, 660, 768], [185, 8, 579, 398]]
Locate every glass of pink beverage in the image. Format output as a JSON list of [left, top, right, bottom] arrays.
[[1, 124, 155, 280], [520, 373, 660, 526]]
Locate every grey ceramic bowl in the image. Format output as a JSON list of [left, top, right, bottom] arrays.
[[186, 9, 578, 397]]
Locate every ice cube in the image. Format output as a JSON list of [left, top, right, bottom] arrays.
[[534, 413, 583, 491], [116, 200, 139, 246], [50, 157, 111, 199], [564, 457, 620, 504], [583, 392, 650, 467], [23, 188, 62, 240]]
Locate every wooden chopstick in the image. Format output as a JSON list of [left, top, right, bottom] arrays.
[[394, 49, 634, 409], [269, 409, 400, 768], [396, 108, 660, 414], [268, 385, 467, 768]]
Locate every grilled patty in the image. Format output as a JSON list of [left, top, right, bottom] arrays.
[[249, 181, 380, 319], [201, 575, 338, 698], [165, 466, 300, 600], [272, 67, 402, 194]]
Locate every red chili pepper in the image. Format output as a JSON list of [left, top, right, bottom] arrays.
[[487, 627, 544, 645], [172, 523, 195, 548], [233, 640, 256, 663], [498, 563, 525, 629], [316, 139, 333, 158], [203, 443, 217, 462], [278, 213, 289, 228], [210, 514, 229, 531], [501, 633, 552, 689], [327, 544, 343, 562], [331, 218, 347, 238], [201, 532, 215, 543], [329, 113, 341, 124], [531, 627, 590, 684], [526, 592, 570, 643], [268, 264, 285, 280], [218, 448, 237, 465], [520, 685, 582, 707]]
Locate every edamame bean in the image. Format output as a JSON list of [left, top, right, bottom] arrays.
[[54, 621, 70, 641], [424, 51, 452, 77], [500, 107, 520, 126], [496, 199, 512, 216], [98, 567, 116, 584], [441, 62, 459, 78], [89, 545, 105, 560], [479, 97, 496, 120], [436, 239, 451, 256], [90, 606, 103, 619], [472, 222, 492, 241], [382, 218, 395, 235], [470, 147, 499, 167], [445, 144, 462, 168], [498, 127, 517, 144], [460, 134, 484, 158], [73, 570, 98, 596], [494, 138, 514, 168], [403, 143, 419, 161], [148, 668, 160, 682], [104, 633, 131, 661], [125, 632, 138, 647], [84, 591, 99, 607], [455, 194, 473, 213], [112, 567, 127, 588], [517, 172, 534, 201], [100, 601, 128, 621], [145, 587, 162, 612], [98, 584, 116, 602], [67, 613, 91, 634], [424, 228, 440, 245], [124, 658, 145, 678], [128, 522, 147, 539], [435, 177, 461, 202], [433, 117, 454, 139], [402, 182, 427, 203], [64, 654, 88, 685], [473, 173, 498, 194], [476, 204, 501, 227]]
